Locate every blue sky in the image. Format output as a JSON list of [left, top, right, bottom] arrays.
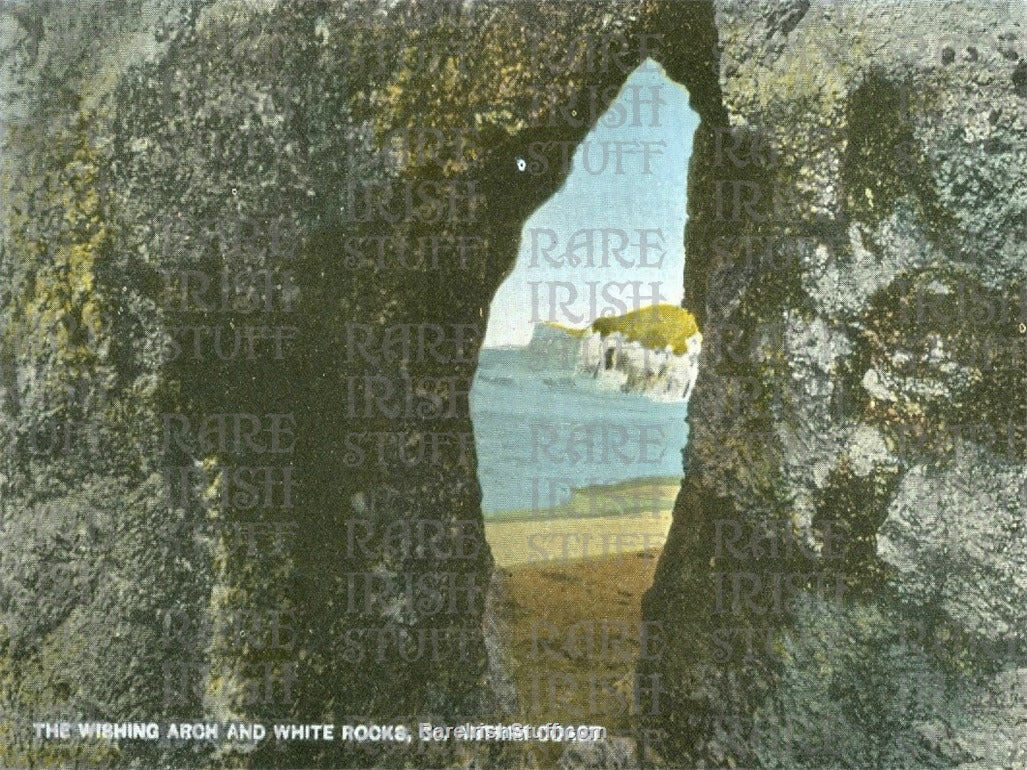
[[484, 61, 699, 347]]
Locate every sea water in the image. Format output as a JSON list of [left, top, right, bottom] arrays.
[[470, 346, 689, 515]]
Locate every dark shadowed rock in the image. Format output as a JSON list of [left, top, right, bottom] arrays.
[[640, 1, 1027, 768], [559, 736, 639, 770], [2, 0, 1024, 768]]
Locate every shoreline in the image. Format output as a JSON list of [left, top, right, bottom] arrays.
[[485, 476, 680, 568]]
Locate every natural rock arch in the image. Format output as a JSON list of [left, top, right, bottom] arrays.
[[2, 1, 1025, 768], [1, 2, 722, 767]]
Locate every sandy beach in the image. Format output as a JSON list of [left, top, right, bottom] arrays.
[[485, 476, 679, 568], [483, 476, 679, 766], [493, 548, 666, 768]]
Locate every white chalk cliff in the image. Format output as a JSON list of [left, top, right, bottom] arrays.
[[525, 322, 702, 403]]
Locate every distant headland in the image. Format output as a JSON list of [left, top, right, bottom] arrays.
[[524, 304, 702, 402]]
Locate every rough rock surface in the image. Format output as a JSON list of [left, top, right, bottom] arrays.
[[1, 2, 693, 767], [2, 0, 1024, 768], [640, 1, 1027, 768], [559, 736, 640, 770], [580, 330, 703, 402], [525, 323, 703, 401]]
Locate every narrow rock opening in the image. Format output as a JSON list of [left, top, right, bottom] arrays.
[[471, 59, 701, 761]]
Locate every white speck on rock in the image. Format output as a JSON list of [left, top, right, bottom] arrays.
[[861, 367, 896, 401]]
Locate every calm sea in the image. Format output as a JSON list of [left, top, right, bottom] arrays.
[[469, 346, 689, 515]]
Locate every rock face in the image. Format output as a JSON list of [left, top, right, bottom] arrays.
[[640, 2, 1027, 768], [525, 322, 703, 402], [1, 0, 1024, 768], [580, 330, 702, 403], [2, 3, 695, 768]]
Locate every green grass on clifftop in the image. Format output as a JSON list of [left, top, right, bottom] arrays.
[[590, 303, 699, 355]]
